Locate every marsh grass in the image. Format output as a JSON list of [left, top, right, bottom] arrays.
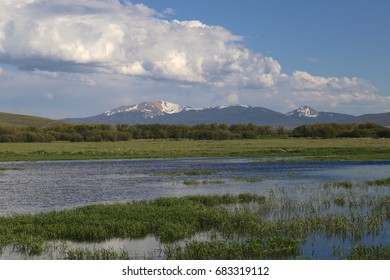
[[0, 167, 24, 171], [366, 177, 390, 186], [324, 181, 353, 188], [12, 236, 45, 256], [346, 245, 390, 260], [65, 247, 130, 260], [164, 237, 303, 260], [0, 187, 389, 260], [183, 179, 225, 185], [334, 197, 346, 206], [0, 167, 24, 176], [153, 170, 218, 176], [232, 176, 264, 183]]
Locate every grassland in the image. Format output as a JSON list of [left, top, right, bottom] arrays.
[[0, 112, 65, 127], [0, 138, 389, 161]]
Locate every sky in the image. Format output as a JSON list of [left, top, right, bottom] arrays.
[[0, 0, 389, 119]]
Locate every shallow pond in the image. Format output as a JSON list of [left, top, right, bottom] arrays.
[[1, 158, 389, 215], [0, 158, 389, 259]]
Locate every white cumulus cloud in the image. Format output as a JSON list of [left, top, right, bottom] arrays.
[[0, 0, 290, 87], [0, 0, 388, 117]]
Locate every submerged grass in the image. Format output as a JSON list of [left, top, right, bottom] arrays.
[[232, 177, 264, 183], [183, 179, 225, 185], [346, 245, 390, 260], [164, 237, 303, 260], [65, 247, 130, 260], [324, 181, 353, 189], [0, 167, 24, 171], [366, 177, 390, 186], [153, 170, 218, 176]]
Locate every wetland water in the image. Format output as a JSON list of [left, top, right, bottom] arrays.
[[0, 158, 389, 259]]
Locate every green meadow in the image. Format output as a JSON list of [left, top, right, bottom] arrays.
[[0, 138, 389, 161]]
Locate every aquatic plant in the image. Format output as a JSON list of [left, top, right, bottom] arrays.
[[324, 181, 353, 188], [164, 237, 303, 260], [366, 177, 390, 186], [0, 190, 389, 260], [232, 176, 263, 183], [183, 180, 225, 185], [334, 197, 346, 206], [0, 167, 24, 171], [153, 170, 218, 176], [12, 236, 44, 256], [347, 245, 390, 260], [65, 247, 130, 260]]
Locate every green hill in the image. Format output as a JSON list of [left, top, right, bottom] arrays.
[[0, 112, 64, 127]]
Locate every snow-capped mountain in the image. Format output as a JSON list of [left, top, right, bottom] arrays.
[[65, 101, 293, 126], [65, 101, 385, 127], [286, 105, 319, 118], [286, 105, 355, 124], [104, 101, 255, 119], [104, 101, 188, 118]]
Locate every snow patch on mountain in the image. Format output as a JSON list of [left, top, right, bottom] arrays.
[[286, 105, 319, 118], [104, 101, 253, 118], [217, 104, 252, 110], [159, 101, 183, 114], [104, 101, 184, 117]]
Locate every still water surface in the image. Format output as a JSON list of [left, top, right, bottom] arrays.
[[0, 158, 389, 215]]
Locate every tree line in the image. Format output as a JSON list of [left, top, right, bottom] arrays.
[[0, 122, 388, 143], [291, 122, 390, 138]]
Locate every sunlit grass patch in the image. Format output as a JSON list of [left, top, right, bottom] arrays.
[[0, 138, 389, 161]]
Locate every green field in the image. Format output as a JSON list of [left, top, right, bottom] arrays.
[[0, 138, 389, 161], [0, 112, 65, 127]]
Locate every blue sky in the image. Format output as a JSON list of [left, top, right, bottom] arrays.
[[0, 0, 389, 118], [134, 0, 389, 91]]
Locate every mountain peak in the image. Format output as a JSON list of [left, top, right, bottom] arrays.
[[104, 100, 184, 118], [286, 105, 319, 118], [64, 100, 390, 126]]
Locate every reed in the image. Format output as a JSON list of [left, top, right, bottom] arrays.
[[347, 245, 390, 260], [65, 247, 130, 260]]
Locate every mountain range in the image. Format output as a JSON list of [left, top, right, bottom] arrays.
[[64, 101, 390, 127]]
